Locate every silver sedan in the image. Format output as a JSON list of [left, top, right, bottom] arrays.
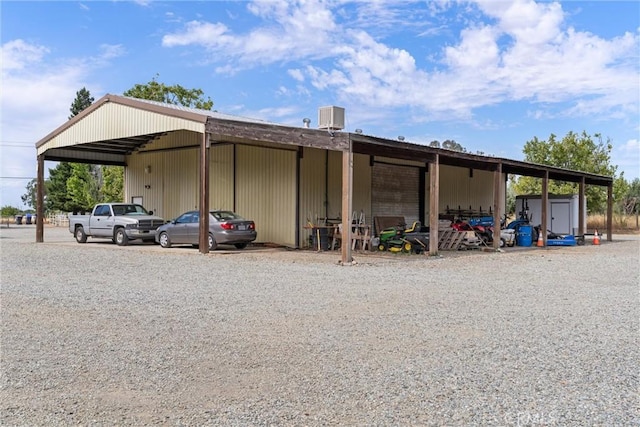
[[155, 210, 257, 250]]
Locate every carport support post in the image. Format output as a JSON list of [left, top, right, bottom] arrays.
[[579, 178, 585, 236], [492, 163, 502, 249], [341, 147, 353, 265], [428, 154, 439, 256], [36, 154, 45, 243], [198, 133, 210, 254], [541, 171, 549, 245], [607, 183, 613, 241]]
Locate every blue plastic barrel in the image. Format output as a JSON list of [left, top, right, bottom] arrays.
[[516, 225, 533, 246]]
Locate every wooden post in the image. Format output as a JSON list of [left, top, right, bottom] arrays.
[[541, 171, 548, 245], [199, 132, 210, 253], [36, 154, 45, 243], [341, 145, 353, 265], [578, 177, 585, 236], [492, 163, 502, 249], [607, 183, 613, 241], [428, 154, 439, 256]]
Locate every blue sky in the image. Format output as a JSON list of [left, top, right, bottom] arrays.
[[1, 0, 639, 210]]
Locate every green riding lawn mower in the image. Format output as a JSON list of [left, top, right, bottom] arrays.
[[374, 221, 430, 254]]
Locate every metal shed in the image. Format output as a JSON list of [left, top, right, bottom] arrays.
[[34, 94, 615, 263]]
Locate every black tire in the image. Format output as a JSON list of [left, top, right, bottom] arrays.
[[158, 232, 171, 248], [114, 228, 129, 246], [208, 234, 218, 251], [378, 242, 387, 252], [75, 226, 87, 243], [234, 243, 248, 250], [499, 237, 506, 248]]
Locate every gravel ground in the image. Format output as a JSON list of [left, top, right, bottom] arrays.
[[1, 225, 638, 426]]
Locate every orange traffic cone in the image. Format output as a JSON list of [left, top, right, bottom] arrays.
[[536, 231, 544, 247], [593, 229, 600, 245]]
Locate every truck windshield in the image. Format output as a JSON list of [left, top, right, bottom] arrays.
[[113, 204, 149, 216]]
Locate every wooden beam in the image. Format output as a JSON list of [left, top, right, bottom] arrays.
[[208, 120, 350, 151], [429, 154, 439, 255], [341, 147, 353, 265], [492, 163, 502, 249], [607, 184, 613, 241], [541, 171, 549, 245], [579, 178, 585, 236], [36, 154, 44, 243], [199, 133, 210, 253]]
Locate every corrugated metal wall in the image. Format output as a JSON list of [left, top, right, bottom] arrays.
[[299, 147, 328, 247], [326, 151, 372, 224], [209, 144, 235, 211], [38, 103, 203, 155], [125, 151, 165, 217], [236, 145, 297, 246], [126, 130, 203, 220], [438, 165, 499, 214], [468, 169, 495, 213], [162, 148, 198, 220], [138, 130, 201, 152]]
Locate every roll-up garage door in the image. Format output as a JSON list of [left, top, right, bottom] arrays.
[[372, 162, 420, 227]]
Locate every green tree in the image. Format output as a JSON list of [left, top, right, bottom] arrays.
[[124, 74, 214, 110], [40, 88, 96, 212], [69, 87, 94, 119], [1, 205, 21, 217], [429, 140, 467, 152], [66, 163, 99, 211], [619, 177, 640, 215], [21, 178, 39, 210], [46, 162, 74, 212], [512, 131, 617, 213], [102, 166, 124, 202]]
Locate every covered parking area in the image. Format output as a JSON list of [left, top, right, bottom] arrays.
[[34, 94, 614, 264]]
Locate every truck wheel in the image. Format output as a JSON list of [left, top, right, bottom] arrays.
[[158, 232, 171, 248], [208, 234, 218, 251], [75, 226, 87, 243], [115, 228, 129, 246]]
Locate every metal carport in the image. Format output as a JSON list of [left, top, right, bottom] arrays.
[[34, 94, 614, 264]]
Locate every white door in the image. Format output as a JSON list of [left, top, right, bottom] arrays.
[[550, 202, 570, 234]]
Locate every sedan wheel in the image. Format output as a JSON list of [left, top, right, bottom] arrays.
[[159, 232, 171, 248], [208, 234, 218, 251]]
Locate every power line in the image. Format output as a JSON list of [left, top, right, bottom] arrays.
[[0, 177, 37, 180]]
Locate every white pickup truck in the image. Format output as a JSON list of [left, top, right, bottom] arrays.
[[69, 203, 165, 246]]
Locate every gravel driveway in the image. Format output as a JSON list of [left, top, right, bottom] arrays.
[[1, 225, 638, 426]]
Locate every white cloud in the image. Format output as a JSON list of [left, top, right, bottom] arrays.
[[287, 68, 304, 82], [620, 139, 640, 154], [1, 39, 49, 70], [98, 44, 126, 60], [160, 1, 638, 126], [162, 0, 339, 67], [0, 38, 123, 206]]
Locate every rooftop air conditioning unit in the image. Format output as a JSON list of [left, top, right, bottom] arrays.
[[318, 106, 345, 131]]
